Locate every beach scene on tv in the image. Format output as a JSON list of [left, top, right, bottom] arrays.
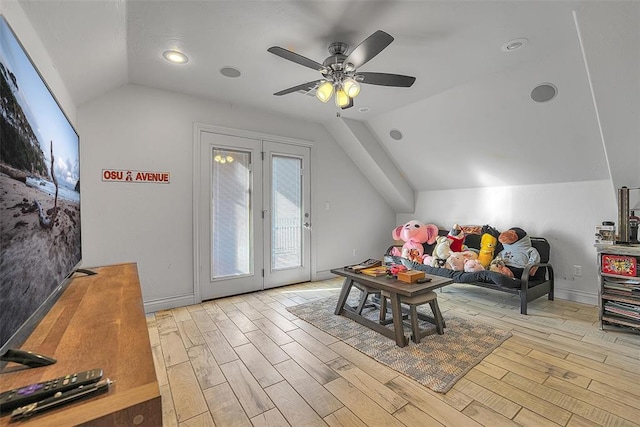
[[0, 18, 81, 348]]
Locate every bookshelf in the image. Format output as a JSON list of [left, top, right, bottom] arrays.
[[596, 245, 640, 333]]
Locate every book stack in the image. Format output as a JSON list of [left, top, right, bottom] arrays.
[[345, 259, 381, 272], [603, 276, 640, 324], [603, 276, 640, 297], [359, 266, 389, 277], [604, 301, 640, 322]]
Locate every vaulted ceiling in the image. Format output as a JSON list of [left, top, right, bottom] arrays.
[[15, 0, 639, 197]]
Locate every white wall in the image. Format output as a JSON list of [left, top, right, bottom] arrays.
[[398, 179, 617, 305], [324, 118, 414, 212], [78, 84, 396, 311]]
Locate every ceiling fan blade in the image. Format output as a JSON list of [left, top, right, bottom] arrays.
[[273, 80, 322, 96], [268, 46, 324, 71], [344, 30, 394, 70], [358, 72, 416, 87]]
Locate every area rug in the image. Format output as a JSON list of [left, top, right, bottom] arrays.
[[287, 295, 512, 393]]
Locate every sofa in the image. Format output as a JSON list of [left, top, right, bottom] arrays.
[[385, 229, 554, 315]]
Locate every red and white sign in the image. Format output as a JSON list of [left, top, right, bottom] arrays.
[[102, 169, 170, 184]]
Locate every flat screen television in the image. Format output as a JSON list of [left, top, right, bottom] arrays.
[[0, 15, 83, 368]]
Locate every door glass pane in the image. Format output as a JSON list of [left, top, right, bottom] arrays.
[[271, 155, 302, 270], [212, 148, 251, 279]]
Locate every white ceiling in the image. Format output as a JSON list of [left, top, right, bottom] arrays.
[[17, 0, 636, 193]]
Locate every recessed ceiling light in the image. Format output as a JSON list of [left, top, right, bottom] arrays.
[[389, 129, 403, 141], [501, 38, 528, 52], [162, 50, 189, 64], [220, 66, 241, 78], [531, 83, 558, 103], [358, 106, 371, 113]]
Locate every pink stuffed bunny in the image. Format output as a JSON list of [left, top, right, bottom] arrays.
[[446, 250, 479, 271], [464, 259, 485, 272], [390, 220, 439, 261]]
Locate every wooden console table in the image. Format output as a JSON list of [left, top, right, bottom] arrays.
[[0, 263, 161, 426]]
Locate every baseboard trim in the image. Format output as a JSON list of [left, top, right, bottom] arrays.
[[144, 294, 196, 314], [141, 282, 597, 313], [313, 270, 338, 281], [553, 286, 597, 306]]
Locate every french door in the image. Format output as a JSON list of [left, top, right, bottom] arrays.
[[195, 127, 311, 301]]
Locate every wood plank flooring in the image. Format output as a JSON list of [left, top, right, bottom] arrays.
[[147, 279, 640, 426]]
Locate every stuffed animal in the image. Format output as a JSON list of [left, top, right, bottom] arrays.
[[496, 227, 540, 277], [422, 254, 435, 267], [489, 258, 514, 277], [390, 220, 439, 261], [446, 223, 465, 252], [408, 248, 422, 263], [424, 235, 452, 267], [464, 259, 485, 272], [446, 251, 466, 271], [478, 225, 500, 268], [446, 250, 479, 271]]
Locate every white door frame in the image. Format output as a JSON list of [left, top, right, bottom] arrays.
[[192, 123, 313, 303]]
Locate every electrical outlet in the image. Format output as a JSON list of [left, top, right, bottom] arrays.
[[573, 265, 582, 276], [352, 249, 357, 257]]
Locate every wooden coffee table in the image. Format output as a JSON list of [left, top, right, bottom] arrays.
[[330, 268, 453, 347]]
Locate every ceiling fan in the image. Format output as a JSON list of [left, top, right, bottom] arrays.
[[268, 30, 416, 109]]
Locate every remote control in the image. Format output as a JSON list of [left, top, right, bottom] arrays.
[[11, 378, 113, 420], [0, 368, 103, 413]]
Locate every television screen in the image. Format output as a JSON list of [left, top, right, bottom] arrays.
[[0, 15, 81, 357]]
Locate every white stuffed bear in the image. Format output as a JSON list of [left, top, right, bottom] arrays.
[[424, 236, 452, 267]]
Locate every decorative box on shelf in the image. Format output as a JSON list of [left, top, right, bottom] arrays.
[[601, 254, 638, 277], [595, 224, 616, 245], [397, 270, 425, 283]]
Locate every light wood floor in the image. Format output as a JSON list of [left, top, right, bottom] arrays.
[[147, 278, 640, 427]]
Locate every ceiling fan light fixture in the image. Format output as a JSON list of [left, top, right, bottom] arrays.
[[335, 88, 350, 108], [316, 81, 334, 103], [343, 78, 360, 98], [268, 30, 416, 110]]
